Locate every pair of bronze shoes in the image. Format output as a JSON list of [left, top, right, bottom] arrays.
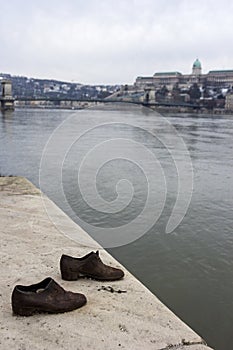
[[12, 251, 124, 316]]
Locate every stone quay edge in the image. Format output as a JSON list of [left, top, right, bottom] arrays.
[[0, 177, 213, 350]]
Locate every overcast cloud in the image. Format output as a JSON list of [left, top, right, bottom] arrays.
[[0, 0, 233, 84]]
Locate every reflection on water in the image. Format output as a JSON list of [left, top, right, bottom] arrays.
[[1, 107, 233, 350]]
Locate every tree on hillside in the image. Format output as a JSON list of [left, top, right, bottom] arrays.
[[171, 83, 181, 102], [155, 85, 169, 101], [188, 83, 201, 100]]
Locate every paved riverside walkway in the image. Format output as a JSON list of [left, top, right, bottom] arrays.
[[0, 177, 213, 350]]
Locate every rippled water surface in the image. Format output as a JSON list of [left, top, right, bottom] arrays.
[[0, 106, 233, 349]]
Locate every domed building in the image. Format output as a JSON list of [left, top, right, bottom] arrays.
[[192, 59, 202, 75], [135, 59, 233, 91]]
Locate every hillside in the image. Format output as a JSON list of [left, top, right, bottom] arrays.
[[0, 73, 121, 100]]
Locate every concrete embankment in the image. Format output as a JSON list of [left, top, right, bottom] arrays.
[[0, 177, 213, 350]]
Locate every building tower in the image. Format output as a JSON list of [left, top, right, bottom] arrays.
[[192, 58, 202, 76]]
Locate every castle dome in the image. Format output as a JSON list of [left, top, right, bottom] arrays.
[[193, 58, 201, 69]]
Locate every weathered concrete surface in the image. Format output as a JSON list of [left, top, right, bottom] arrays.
[[0, 177, 213, 350]]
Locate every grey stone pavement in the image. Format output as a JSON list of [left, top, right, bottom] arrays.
[[0, 177, 213, 350]]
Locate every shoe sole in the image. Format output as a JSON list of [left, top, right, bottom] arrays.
[[62, 272, 124, 281]]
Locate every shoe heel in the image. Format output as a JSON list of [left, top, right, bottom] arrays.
[[13, 307, 36, 317], [61, 269, 80, 281]]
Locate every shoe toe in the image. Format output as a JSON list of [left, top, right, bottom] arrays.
[[116, 268, 124, 279], [74, 292, 87, 308]]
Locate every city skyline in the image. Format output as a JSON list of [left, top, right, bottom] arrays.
[[0, 0, 233, 85]]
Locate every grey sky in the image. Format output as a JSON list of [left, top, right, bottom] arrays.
[[0, 0, 232, 84]]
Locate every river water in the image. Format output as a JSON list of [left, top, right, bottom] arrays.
[[0, 106, 233, 349]]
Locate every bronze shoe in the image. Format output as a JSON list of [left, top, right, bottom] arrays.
[[11, 277, 87, 316], [60, 251, 124, 281]]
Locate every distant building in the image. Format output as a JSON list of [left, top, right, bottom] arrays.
[[135, 59, 233, 90], [207, 70, 233, 85]]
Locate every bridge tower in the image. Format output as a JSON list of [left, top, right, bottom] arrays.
[[0, 80, 15, 110]]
